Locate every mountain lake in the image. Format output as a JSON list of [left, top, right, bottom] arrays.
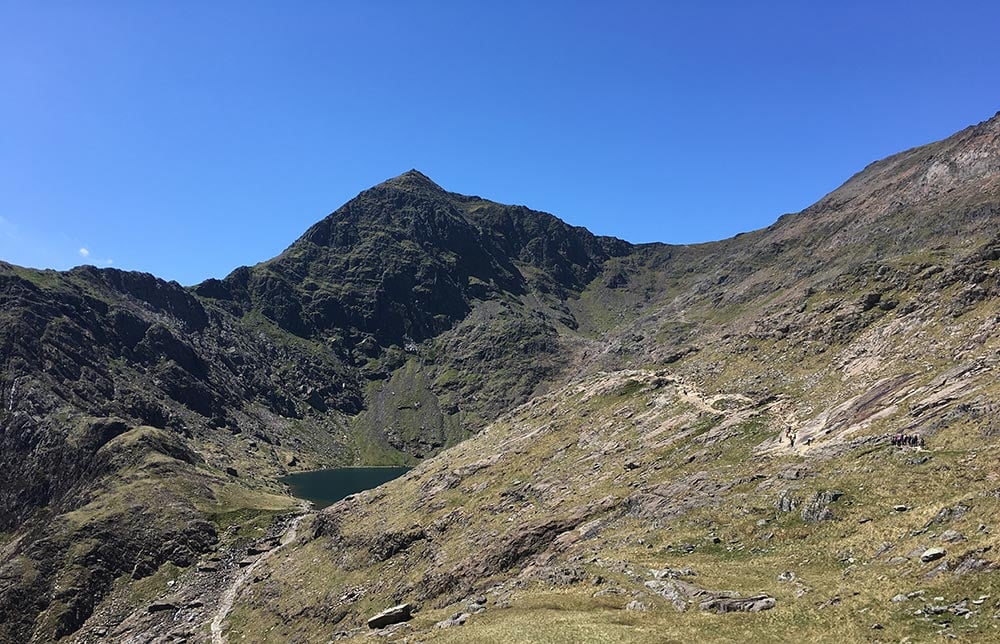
[[280, 467, 411, 509]]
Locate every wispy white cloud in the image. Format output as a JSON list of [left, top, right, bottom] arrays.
[[77, 245, 113, 267]]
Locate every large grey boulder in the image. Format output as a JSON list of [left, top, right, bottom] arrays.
[[367, 603, 413, 629], [801, 490, 843, 523], [699, 594, 776, 613], [920, 547, 946, 563]]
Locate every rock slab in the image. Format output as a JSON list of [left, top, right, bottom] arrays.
[[367, 603, 413, 629], [920, 547, 946, 563], [699, 594, 776, 613]]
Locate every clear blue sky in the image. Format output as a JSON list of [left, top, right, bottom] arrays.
[[2, 1, 998, 285]]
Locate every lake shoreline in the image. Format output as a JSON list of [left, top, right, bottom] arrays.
[[280, 466, 412, 509], [283, 463, 417, 476]]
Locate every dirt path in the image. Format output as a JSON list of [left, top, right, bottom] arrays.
[[210, 509, 310, 644]]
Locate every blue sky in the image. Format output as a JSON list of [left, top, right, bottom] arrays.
[[2, 1, 998, 285]]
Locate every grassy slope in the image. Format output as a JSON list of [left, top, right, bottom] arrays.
[[224, 273, 1000, 641], [227, 359, 1000, 641]]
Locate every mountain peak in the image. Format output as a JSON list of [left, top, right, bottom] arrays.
[[379, 169, 444, 193]]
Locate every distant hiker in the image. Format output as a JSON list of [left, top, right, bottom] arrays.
[[891, 433, 923, 448]]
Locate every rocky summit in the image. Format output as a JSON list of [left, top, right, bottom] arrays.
[[2, 112, 1000, 643]]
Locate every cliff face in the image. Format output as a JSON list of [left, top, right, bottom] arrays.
[[2, 112, 1000, 641]]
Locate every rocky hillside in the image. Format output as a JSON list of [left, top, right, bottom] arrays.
[[190, 112, 1000, 643], [0, 169, 659, 641], [1, 111, 999, 642]]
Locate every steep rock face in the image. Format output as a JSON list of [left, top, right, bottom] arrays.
[[0, 262, 360, 501], [184, 169, 648, 459], [206, 170, 631, 347]]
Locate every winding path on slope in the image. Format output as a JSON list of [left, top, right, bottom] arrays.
[[210, 508, 311, 644]]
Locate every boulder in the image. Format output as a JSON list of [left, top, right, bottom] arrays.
[[699, 594, 776, 613], [147, 601, 178, 613], [939, 529, 965, 543], [775, 489, 798, 512], [953, 551, 997, 575], [467, 596, 487, 613], [435, 612, 470, 628], [367, 603, 413, 629], [925, 504, 970, 528], [651, 567, 697, 580], [644, 579, 697, 611], [924, 561, 952, 579], [920, 547, 946, 563], [801, 490, 843, 523]]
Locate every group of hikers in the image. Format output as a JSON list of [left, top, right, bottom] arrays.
[[890, 433, 925, 448], [779, 425, 923, 449]]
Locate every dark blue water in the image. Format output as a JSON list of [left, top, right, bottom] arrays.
[[280, 467, 411, 509]]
